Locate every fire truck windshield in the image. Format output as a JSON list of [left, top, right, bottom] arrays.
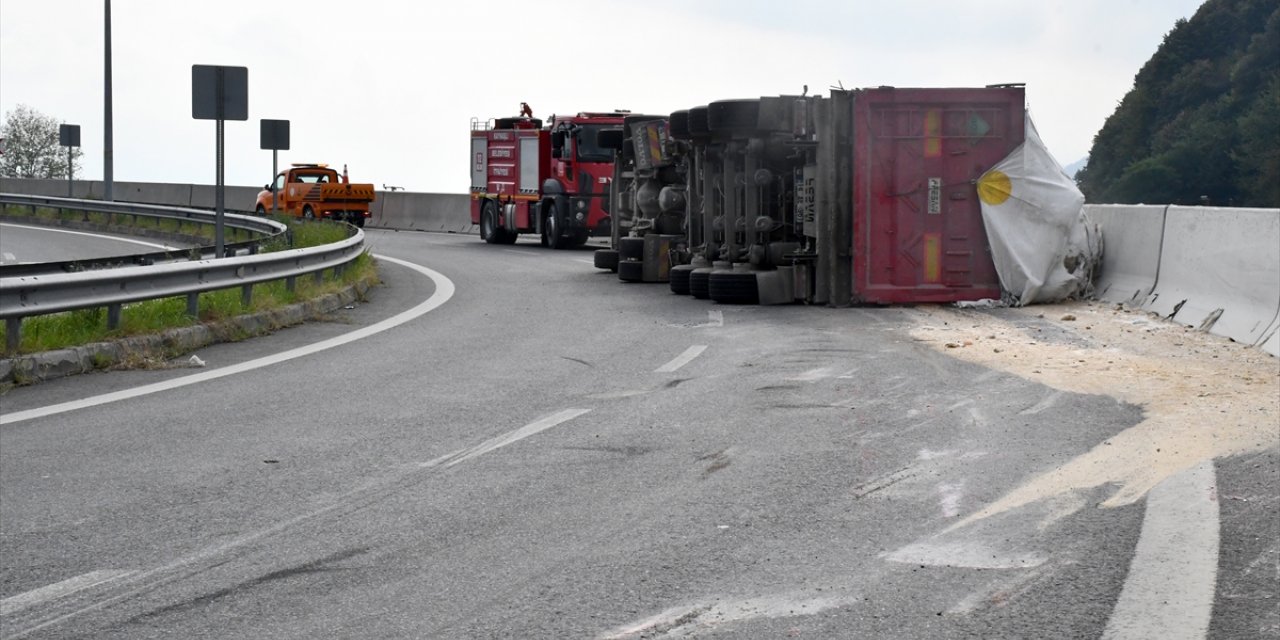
[[574, 125, 614, 163]]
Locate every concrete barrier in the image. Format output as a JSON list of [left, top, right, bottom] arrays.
[[1086, 204, 1167, 305], [1141, 206, 1280, 348], [368, 191, 472, 233]]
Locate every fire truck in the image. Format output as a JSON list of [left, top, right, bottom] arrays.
[[470, 105, 627, 248], [595, 86, 1028, 305]]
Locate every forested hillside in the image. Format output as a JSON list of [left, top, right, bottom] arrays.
[[1078, 0, 1279, 207]]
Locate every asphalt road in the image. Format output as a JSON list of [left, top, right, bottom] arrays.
[[0, 223, 187, 264], [0, 229, 1276, 639]]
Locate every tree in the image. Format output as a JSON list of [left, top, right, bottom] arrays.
[[0, 104, 83, 180]]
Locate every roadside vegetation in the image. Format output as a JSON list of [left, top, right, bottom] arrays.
[[0, 211, 378, 356]]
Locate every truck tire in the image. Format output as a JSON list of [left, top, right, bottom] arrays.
[[688, 106, 710, 136], [669, 263, 694, 295], [594, 249, 619, 272], [709, 271, 760, 304], [302, 205, 316, 220], [546, 203, 570, 250], [255, 205, 266, 216], [618, 260, 644, 282], [481, 200, 511, 244], [619, 236, 645, 260], [689, 268, 713, 299], [668, 110, 691, 140], [708, 99, 760, 133], [481, 200, 499, 243]]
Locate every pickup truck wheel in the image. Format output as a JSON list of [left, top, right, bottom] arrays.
[[255, 205, 266, 216], [302, 206, 316, 221]]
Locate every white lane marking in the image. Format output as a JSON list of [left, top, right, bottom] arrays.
[[501, 249, 536, 256], [705, 310, 723, 327], [1102, 461, 1219, 640], [789, 366, 835, 382], [0, 222, 177, 250], [0, 255, 455, 426], [938, 481, 965, 518], [424, 408, 593, 469], [655, 345, 707, 373], [0, 571, 137, 616]]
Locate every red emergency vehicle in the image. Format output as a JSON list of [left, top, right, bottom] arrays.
[[470, 106, 625, 248]]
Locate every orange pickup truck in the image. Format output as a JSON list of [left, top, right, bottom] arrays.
[[255, 163, 376, 227]]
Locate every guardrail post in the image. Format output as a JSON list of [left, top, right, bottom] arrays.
[[314, 269, 325, 285], [286, 276, 296, 293], [241, 284, 252, 308], [186, 293, 199, 318], [107, 304, 122, 330], [5, 318, 20, 355]]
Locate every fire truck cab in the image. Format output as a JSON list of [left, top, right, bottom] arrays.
[[470, 107, 625, 248]]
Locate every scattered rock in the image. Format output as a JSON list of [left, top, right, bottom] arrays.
[[1062, 314, 1077, 321]]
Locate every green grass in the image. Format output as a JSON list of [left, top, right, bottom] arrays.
[[1, 216, 377, 356]]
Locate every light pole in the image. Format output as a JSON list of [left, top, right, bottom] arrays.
[[104, 0, 114, 201]]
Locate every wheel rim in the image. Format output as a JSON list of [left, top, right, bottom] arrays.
[[303, 207, 315, 219]]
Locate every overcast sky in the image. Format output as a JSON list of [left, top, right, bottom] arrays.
[[2, 0, 1205, 194]]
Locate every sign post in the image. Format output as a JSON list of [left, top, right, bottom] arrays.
[[192, 64, 248, 257], [259, 119, 290, 214], [59, 124, 81, 197]]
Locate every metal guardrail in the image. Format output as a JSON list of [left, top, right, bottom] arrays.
[[0, 196, 365, 354], [0, 193, 287, 277]]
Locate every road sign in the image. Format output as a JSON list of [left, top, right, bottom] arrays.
[[59, 124, 81, 147], [260, 119, 290, 150], [191, 65, 248, 121]]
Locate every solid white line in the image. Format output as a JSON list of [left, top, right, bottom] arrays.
[[0, 570, 136, 616], [0, 222, 176, 250], [442, 408, 592, 468], [1102, 461, 1219, 640], [0, 255, 455, 425], [655, 345, 707, 373]]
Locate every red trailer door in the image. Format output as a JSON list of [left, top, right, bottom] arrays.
[[851, 87, 1025, 303]]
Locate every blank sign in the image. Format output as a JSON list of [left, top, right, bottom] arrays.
[[260, 119, 290, 150], [192, 65, 248, 121], [59, 124, 81, 147]]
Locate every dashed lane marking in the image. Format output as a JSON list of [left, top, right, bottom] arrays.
[[655, 345, 707, 373]]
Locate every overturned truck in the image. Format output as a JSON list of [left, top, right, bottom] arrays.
[[594, 86, 1028, 305]]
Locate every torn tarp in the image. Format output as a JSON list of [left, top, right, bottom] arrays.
[[977, 115, 1101, 305]]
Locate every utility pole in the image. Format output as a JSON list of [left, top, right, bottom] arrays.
[[104, 0, 114, 201]]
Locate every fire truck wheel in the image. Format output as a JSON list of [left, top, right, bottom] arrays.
[[709, 271, 760, 304], [546, 210, 571, 249], [617, 260, 645, 282], [669, 264, 695, 295], [481, 200, 502, 244], [594, 249, 619, 271], [302, 205, 316, 220], [708, 99, 760, 133], [619, 236, 645, 260]]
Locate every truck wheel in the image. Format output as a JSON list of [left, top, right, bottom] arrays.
[[618, 260, 644, 282], [708, 99, 760, 133], [709, 271, 760, 304], [546, 208, 570, 250], [302, 205, 316, 221], [689, 268, 714, 299], [668, 110, 691, 140], [481, 200, 502, 244], [619, 236, 645, 261], [593, 249, 619, 272], [669, 264, 695, 295], [255, 205, 266, 216], [354, 216, 365, 228], [688, 106, 710, 137]]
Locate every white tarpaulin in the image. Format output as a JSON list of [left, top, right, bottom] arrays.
[[977, 115, 1100, 305]]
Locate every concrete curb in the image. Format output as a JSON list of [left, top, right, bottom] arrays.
[[0, 279, 373, 386]]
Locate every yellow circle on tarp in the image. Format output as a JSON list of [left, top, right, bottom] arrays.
[[978, 170, 1013, 206]]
